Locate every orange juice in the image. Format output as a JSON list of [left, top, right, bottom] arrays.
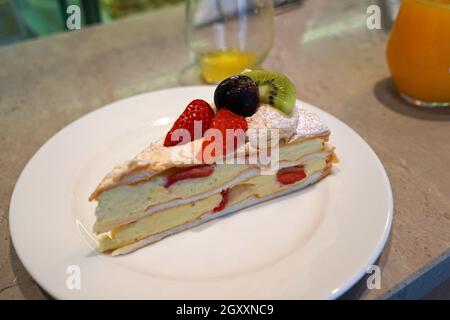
[[387, 0, 450, 105], [199, 50, 258, 84]]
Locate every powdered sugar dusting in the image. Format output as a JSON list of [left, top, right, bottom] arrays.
[[246, 104, 299, 140], [295, 104, 329, 138]]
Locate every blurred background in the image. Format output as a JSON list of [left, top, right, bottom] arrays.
[[0, 0, 300, 47]]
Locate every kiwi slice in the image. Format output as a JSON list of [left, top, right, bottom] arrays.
[[243, 70, 297, 115]]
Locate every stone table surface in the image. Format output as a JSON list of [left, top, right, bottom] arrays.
[[1, 0, 449, 299]]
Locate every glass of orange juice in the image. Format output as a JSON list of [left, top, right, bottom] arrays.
[[185, 0, 274, 84], [387, 0, 450, 107]]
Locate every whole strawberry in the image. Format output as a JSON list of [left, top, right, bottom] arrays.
[[164, 99, 214, 147], [202, 108, 248, 160]]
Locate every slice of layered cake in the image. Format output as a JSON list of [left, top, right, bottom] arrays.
[[90, 70, 337, 255]]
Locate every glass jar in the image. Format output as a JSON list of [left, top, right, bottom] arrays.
[[387, 0, 450, 107], [185, 0, 274, 84]]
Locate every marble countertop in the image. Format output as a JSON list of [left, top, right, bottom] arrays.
[[1, 0, 449, 299]]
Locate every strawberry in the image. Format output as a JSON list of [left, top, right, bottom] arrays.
[[213, 189, 229, 213], [164, 99, 214, 147], [201, 108, 248, 160], [164, 165, 215, 188], [276, 166, 306, 185]]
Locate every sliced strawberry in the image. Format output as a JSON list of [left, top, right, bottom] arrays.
[[202, 108, 248, 160], [213, 189, 229, 213], [164, 99, 214, 147], [164, 165, 215, 188], [276, 166, 307, 185]]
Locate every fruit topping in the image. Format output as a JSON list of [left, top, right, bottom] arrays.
[[276, 166, 306, 185], [213, 189, 229, 213], [242, 70, 296, 115], [202, 108, 248, 160], [164, 165, 215, 188], [164, 99, 214, 147], [214, 75, 259, 117]]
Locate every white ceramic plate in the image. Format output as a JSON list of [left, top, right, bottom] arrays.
[[9, 86, 392, 299]]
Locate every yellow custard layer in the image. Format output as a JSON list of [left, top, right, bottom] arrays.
[[94, 138, 325, 233], [98, 157, 328, 252]]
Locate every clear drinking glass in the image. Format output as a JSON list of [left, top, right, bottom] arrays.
[[185, 0, 274, 84], [386, 0, 450, 107]]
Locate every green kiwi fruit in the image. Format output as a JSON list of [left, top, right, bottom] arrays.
[[243, 70, 297, 115]]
